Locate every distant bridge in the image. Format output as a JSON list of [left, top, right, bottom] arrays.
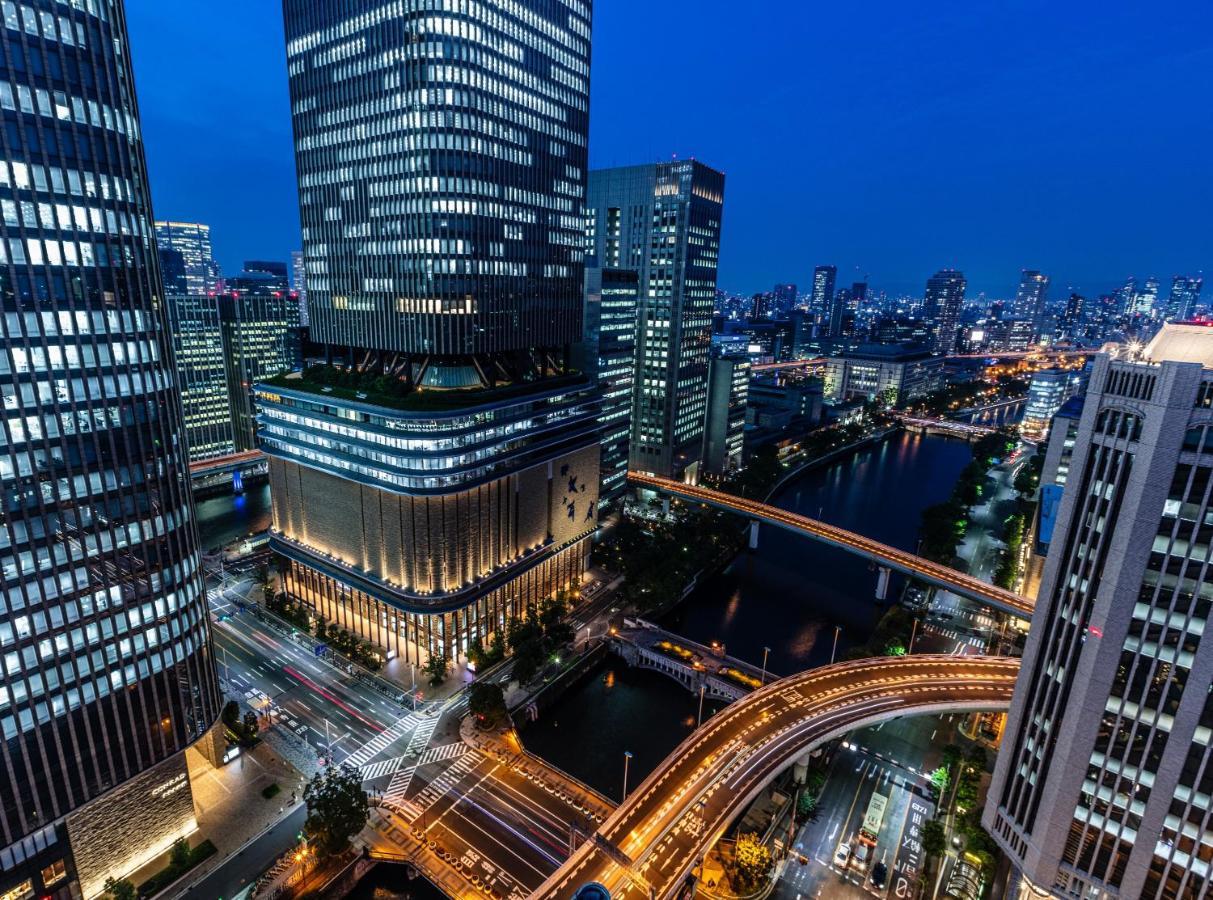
[[628, 473, 1034, 619]]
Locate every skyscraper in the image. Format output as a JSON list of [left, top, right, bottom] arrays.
[[1167, 274, 1203, 321], [219, 280, 301, 450], [153, 220, 221, 295], [987, 324, 1213, 898], [242, 259, 289, 291], [266, 0, 599, 665], [702, 346, 750, 475], [576, 268, 640, 504], [0, 4, 220, 897], [1131, 275, 1161, 317], [1015, 269, 1050, 340], [291, 249, 308, 326], [811, 265, 838, 335], [771, 282, 797, 318], [166, 294, 236, 462], [924, 269, 966, 354], [586, 160, 725, 479]]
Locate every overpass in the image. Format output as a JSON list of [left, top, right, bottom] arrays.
[[188, 448, 265, 477], [896, 414, 997, 440], [628, 473, 1034, 619], [534, 655, 1018, 900]]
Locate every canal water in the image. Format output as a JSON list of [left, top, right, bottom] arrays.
[[193, 481, 272, 551], [522, 431, 974, 797]]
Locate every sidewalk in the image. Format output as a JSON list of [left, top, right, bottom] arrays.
[[125, 741, 308, 896]]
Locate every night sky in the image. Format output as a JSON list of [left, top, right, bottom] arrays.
[[127, 1, 1213, 299]]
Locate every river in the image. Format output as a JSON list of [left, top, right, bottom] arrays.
[[193, 481, 273, 552], [521, 430, 974, 797]]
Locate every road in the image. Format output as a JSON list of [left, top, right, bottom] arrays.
[[534, 655, 1018, 900], [776, 713, 967, 900], [627, 474, 1033, 618]]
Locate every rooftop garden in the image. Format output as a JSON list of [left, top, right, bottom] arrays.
[[263, 364, 587, 413]]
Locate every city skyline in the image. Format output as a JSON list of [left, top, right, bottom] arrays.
[[125, 1, 1213, 298]]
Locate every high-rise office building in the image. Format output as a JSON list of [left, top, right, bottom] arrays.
[[1019, 367, 1085, 440], [811, 264, 837, 318], [988, 324, 1213, 899], [291, 249, 308, 326], [586, 160, 725, 479], [577, 267, 639, 504], [158, 247, 189, 295], [1167, 274, 1203, 321], [219, 279, 301, 450], [154, 220, 221, 295], [268, 0, 599, 665], [750, 292, 774, 321], [242, 259, 289, 291], [1059, 292, 1086, 339], [166, 294, 236, 462], [1114, 276, 1137, 316], [771, 282, 797, 318], [702, 346, 750, 476], [924, 269, 966, 354], [1015, 269, 1050, 340], [0, 5, 220, 897], [1131, 275, 1161, 317]]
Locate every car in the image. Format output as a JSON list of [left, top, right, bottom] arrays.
[[834, 842, 851, 867], [870, 862, 888, 889]]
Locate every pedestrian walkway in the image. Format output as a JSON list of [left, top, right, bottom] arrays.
[[342, 709, 425, 768]]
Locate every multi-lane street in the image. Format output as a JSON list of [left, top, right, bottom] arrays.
[[536, 656, 1018, 900], [777, 713, 966, 900], [627, 473, 1034, 617]]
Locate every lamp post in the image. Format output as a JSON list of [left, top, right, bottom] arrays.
[[622, 751, 634, 802], [760, 646, 771, 685], [697, 683, 706, 728], [830, 625, 842, 664], [909, 617, 920, 654]]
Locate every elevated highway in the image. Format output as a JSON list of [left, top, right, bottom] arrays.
[[534, 655, 1019, 900], [628, 473, 1034, 619]]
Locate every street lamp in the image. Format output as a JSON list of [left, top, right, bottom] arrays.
[[622, 751, 634, 802], [830, 625, 842, 664], [760, 646, 771, 685], [909, 617, 920, 654], [697, 683, 706, 729]]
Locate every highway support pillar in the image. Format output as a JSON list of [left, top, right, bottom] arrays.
[[748, 520, 760, 550], [792, 751, 812, 784], [875, 565, 892, 600], [662, 496, 671, 517]]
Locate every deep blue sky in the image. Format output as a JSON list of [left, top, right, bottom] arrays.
[[127, 1, 1213, 299]]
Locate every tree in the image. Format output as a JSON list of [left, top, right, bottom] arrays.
[[929, 766, 950, 797], [303, 763, 369, 858], [423, 652, 449, 685], [966, 744, 988, 772], [170, 837, 191, 868], [922, 819, 946, 857], [242, 710, 260, 741], [103, 877, 136, 900], [508, 616, 548, 685], [467, 681, 508, 730], [221, 699, 240, 729], [732, 832, 773, 892], [313, 615, 327, 639]]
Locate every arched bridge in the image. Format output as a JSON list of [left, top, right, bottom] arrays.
[[628, 473, 1033, 619], [534, 655, 1019, 900]]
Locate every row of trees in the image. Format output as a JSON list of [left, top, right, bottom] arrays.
[[993, 454, 1044, 588], [309, 616, 384, 671], [302, 363, 411, 399], [919, 429, 1018, 564], [507, 593, 575, 685]]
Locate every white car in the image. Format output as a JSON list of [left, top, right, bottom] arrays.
[[834, 842, 851, 867]]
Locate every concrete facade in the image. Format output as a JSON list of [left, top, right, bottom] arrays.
[[988, 330, 1213, 898]]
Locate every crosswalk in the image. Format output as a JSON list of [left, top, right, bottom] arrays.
[[416, 741, 467, 766], [343, 711, 422, 769], [381, 765, 422, 820], [361, 755, 408, 780], [411, 750, 481, 818]]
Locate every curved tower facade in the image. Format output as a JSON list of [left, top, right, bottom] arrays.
[[0, 2, 219, 896]]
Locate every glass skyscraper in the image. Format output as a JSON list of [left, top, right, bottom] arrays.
[[269, 1, 599, 665], [924, 268, 966, 355], [152, 220, 220, 296], [166, 293, 235, 462], [586, 160, 725, 479], [0, 3, 219, 897]]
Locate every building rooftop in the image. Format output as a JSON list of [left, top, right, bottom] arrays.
[[1142, 323, 1213, 368]]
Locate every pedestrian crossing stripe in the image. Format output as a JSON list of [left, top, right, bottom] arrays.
[[416, 742, 467, 766], [361, 755, 407, 780], [343, 711, 421, 768]]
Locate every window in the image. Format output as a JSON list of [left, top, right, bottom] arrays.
[[39, 859, 65, 887]]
